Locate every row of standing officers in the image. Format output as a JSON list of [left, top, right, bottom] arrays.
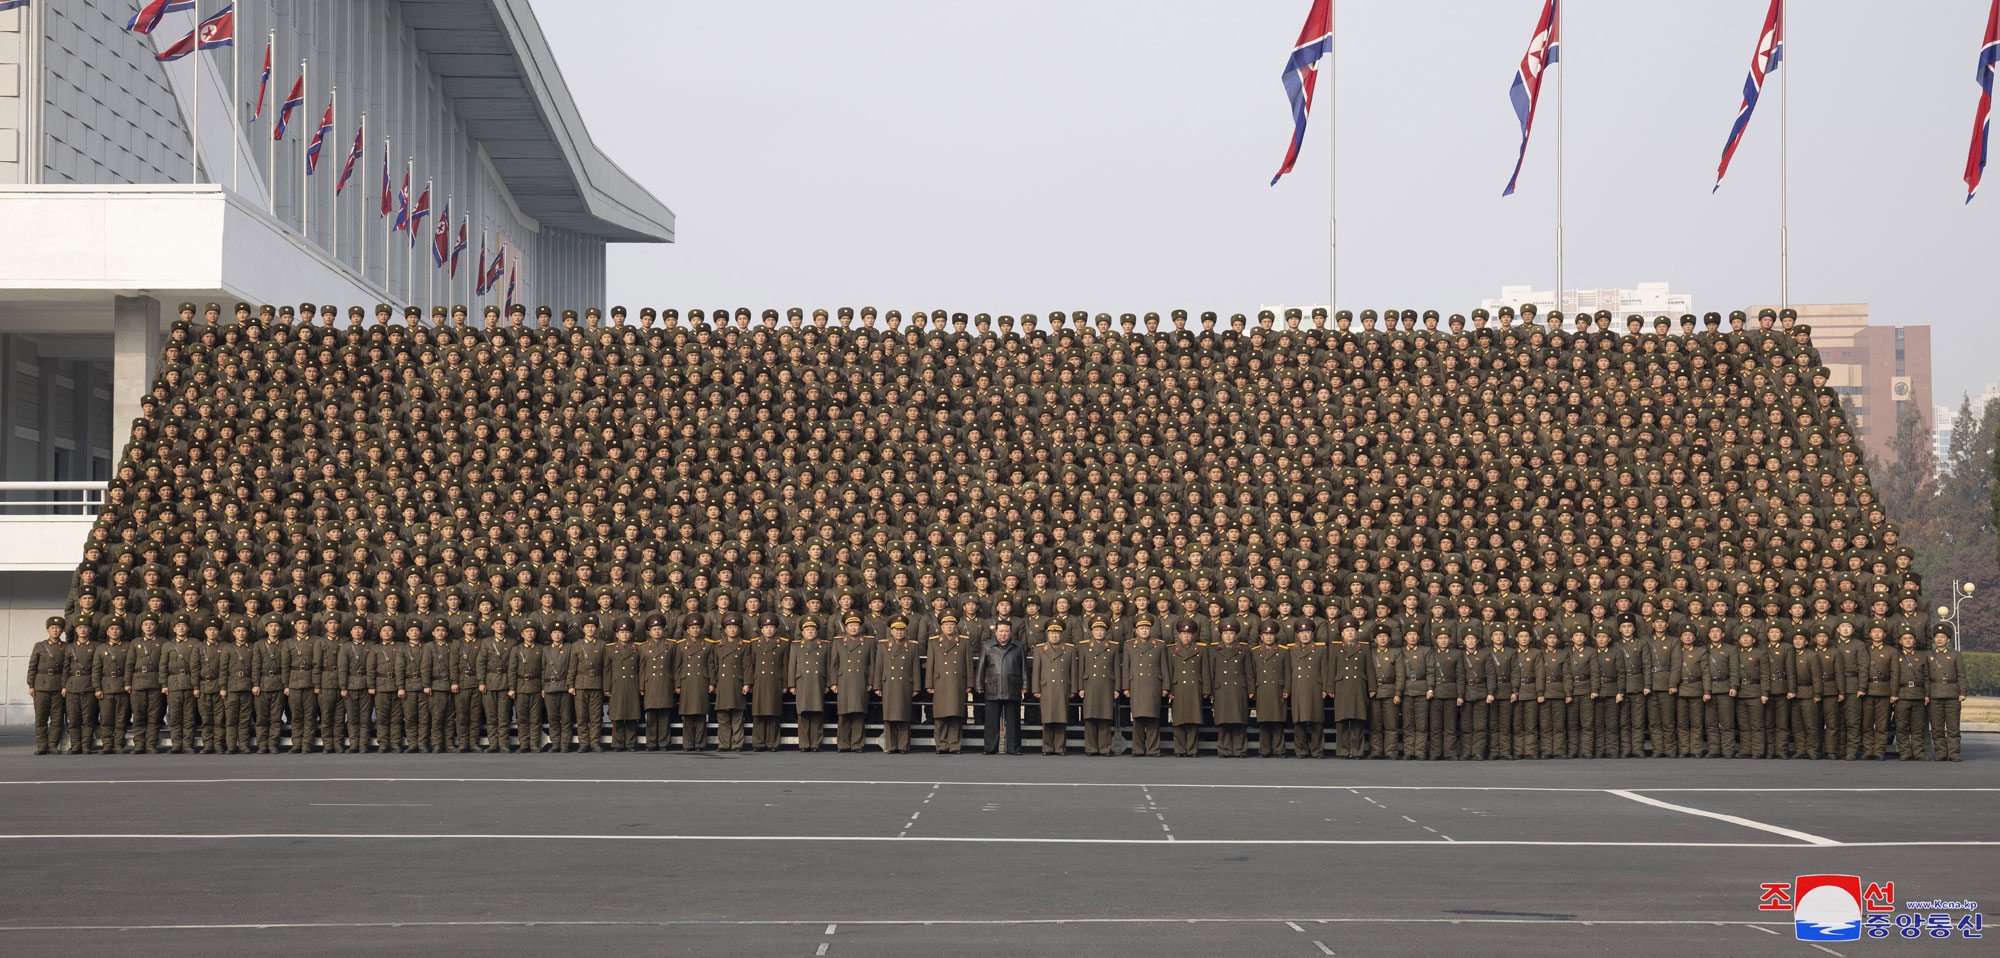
[[25, 613, 1967, 761]]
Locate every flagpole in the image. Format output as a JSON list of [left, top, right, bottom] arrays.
[[330, 87, 338, 263], [299, 59, 308, 242], [404, 157, 413, 303], [428, 181, 438, 312], [265, 30, 275, 214], [1779, 0, 1789, 310], [230, 5, 238, 193], [190, 0, 200, 183], [1327, 0, 1336, 316], [1553, 0, 1564, 313]]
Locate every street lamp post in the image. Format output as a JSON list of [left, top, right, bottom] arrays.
[[1935, 580, 1978, 652]]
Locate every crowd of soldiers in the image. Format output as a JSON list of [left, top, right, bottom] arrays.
[[25, 299, 1968, 761]]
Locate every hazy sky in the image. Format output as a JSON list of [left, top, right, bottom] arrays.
[[534, 1, 2000, 402]]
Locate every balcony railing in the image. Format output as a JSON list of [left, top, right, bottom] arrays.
[[0, 481, 107, 517]]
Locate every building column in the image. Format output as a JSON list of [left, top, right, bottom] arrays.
[[110, 295, 160, 462]]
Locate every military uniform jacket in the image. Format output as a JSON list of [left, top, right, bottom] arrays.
[[1396, 645, 1431, 696], [511, 644, 544, 696], [787, 639, 831, 712], [1368, 647, 1401, 699], [873, 638, 921, 722], [1464, 652, 1496, 704], [1589, 647, 1621, 698], [425, 641, 455, 690], [1811, 646, 1842, 697], [1763, 643, 1791, 695], [337, 642, 370, 691], [366, 644, 403, 692], [1927, 648, 1963, 698], [220, 644, 254, 692], [253, 640, 287, 689], [128, 639, 163, 690], [481, 638, 513, 692], [1786, 647, 1821, 697], [1078, 640, 1122, 720], [606, 641, 642, 720], [676, 639, 714, 714], [1286, 642, 1329, 721], [1428, 648, 1464, 701], [1893, 650, 1928, 700], [163, 640, 201, 692], [1536, 648, 1571, 698], [1618, 641, 1646, 695], [748, 637, 790, 717], [1206, 642, 1251, 725], [1863, 644, 1895, 696], [926, 635, 974, 719], [639, 641, 677, 710], [1513, 647, 1544, 699], [1123, 639, 1168, 720], [831, 637, 873, 715], [1168, 643, 1208, 725], [28, 640, 66, 692], [1329, 641, 1370, 721], [197, 642, 226, 694], [571, 639, 607, 691], [318, 638, 345, 691], [1731, 646, 1768, 698], [1031, 640, 1077, 709], [1488, 647, 1518, 700], [1645, 638, 1676, 692], [93, 643, 132, 693], [713, 640, 751, 710], [285, 640, 317, 689], [540, 644, 573, 694], [1835, 639, 1864, 695], [1667, 646, 1708, 697], [1253, 644, 1292, 716]]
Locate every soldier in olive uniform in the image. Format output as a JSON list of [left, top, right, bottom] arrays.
[[676, 616, 715, 751], [1123, 618, 1168, 757], [1731, 632, 1768, 760], [606, 621, 644, 750], [196, 625, 227, 753], [541, 625, 575, 752], [1643, 625, 1677, 757], [1535, 633, 1569, 759], [1667, 630, 1708, 758], [1860, 629, 1895, 759], [712, 617, 752, 751], [1033, 621, 1079, 755], [570, 622, 608, 752], [1167, 622, 1208, 757], [874, 620, 920, 753], [27, 617, 66, 754], [1927, 626, 1964, 761], [424, 624, 456, 752], [1891, 632, 1928, 760], [926, 614, 973, 754], [162, 618, 202, 753], [371, 625, 410, 752], [1397, 629, 1431, 759], [1288, 623, 1329, 759], [1786, 634, 1822, 760], [1704, 630, 1737, 758], [480, 623, 515, 753], [1585, 633, 1622, 759], [832, 616, 875, 752], [221, 626, 255, 753], [510, 625, 545, 751], [1425, 632, 1460, 760], [1077, 620, 1122, 756], [126, 620, 164, 753], [1326, 621, 1370, 758], [1366, 631, 1400, 759], [94, 622, 133, 753], [1207, 624, 1251, 758], [1457, 634, 1492, 760], [787, 619, 831, 751], [338, 625, 373, 752], [639, 618, 677, 749], [748, 617, 791, 751]]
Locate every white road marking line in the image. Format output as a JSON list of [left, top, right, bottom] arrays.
[[1313, 941, 1335, 955], [1401, 815, 1417, 823], [1748, 925, 1779, 935], [1810, 945, 1843, 957], [1606, 790, 1839, 846], [1422, 827, 1437, 834], [1285, 921, 1305, 932], [5, 833, 1987, 846], [814, 945, 828, 956], [826, 924, 837, 935], [0, 918, 1804, 932], [307, 803, 432, 807], [3, 778, 1994, 793]]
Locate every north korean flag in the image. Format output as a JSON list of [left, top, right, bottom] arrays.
[[409, 185, 431, 247], [1967, 0, 1999, 202], [475, 235, 488, 294], [336, 123, 364, 194], [450, 215, 468, 277], [273, 72, 305, 140], [156, 5, 232, 61], [305, 100, 334, 174], [127, 0, 194, 34], [432, 199, 450, 267], [1502, 0, 1560, 196], [252, 38, 271, 119]]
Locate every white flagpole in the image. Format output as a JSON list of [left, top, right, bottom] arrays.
[[190, 1, 200, 183], [298, 59, 308, 241], [1327, 0, 1336, 316], [1779, 0, 1789, 310], [329, 87, 338, 262], [428, 181, 438, 312], [404, 157, 413, 302], [1553, 0, 1564, 314], [265, 30, 275, 214], [231, 5, 238, 192]]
